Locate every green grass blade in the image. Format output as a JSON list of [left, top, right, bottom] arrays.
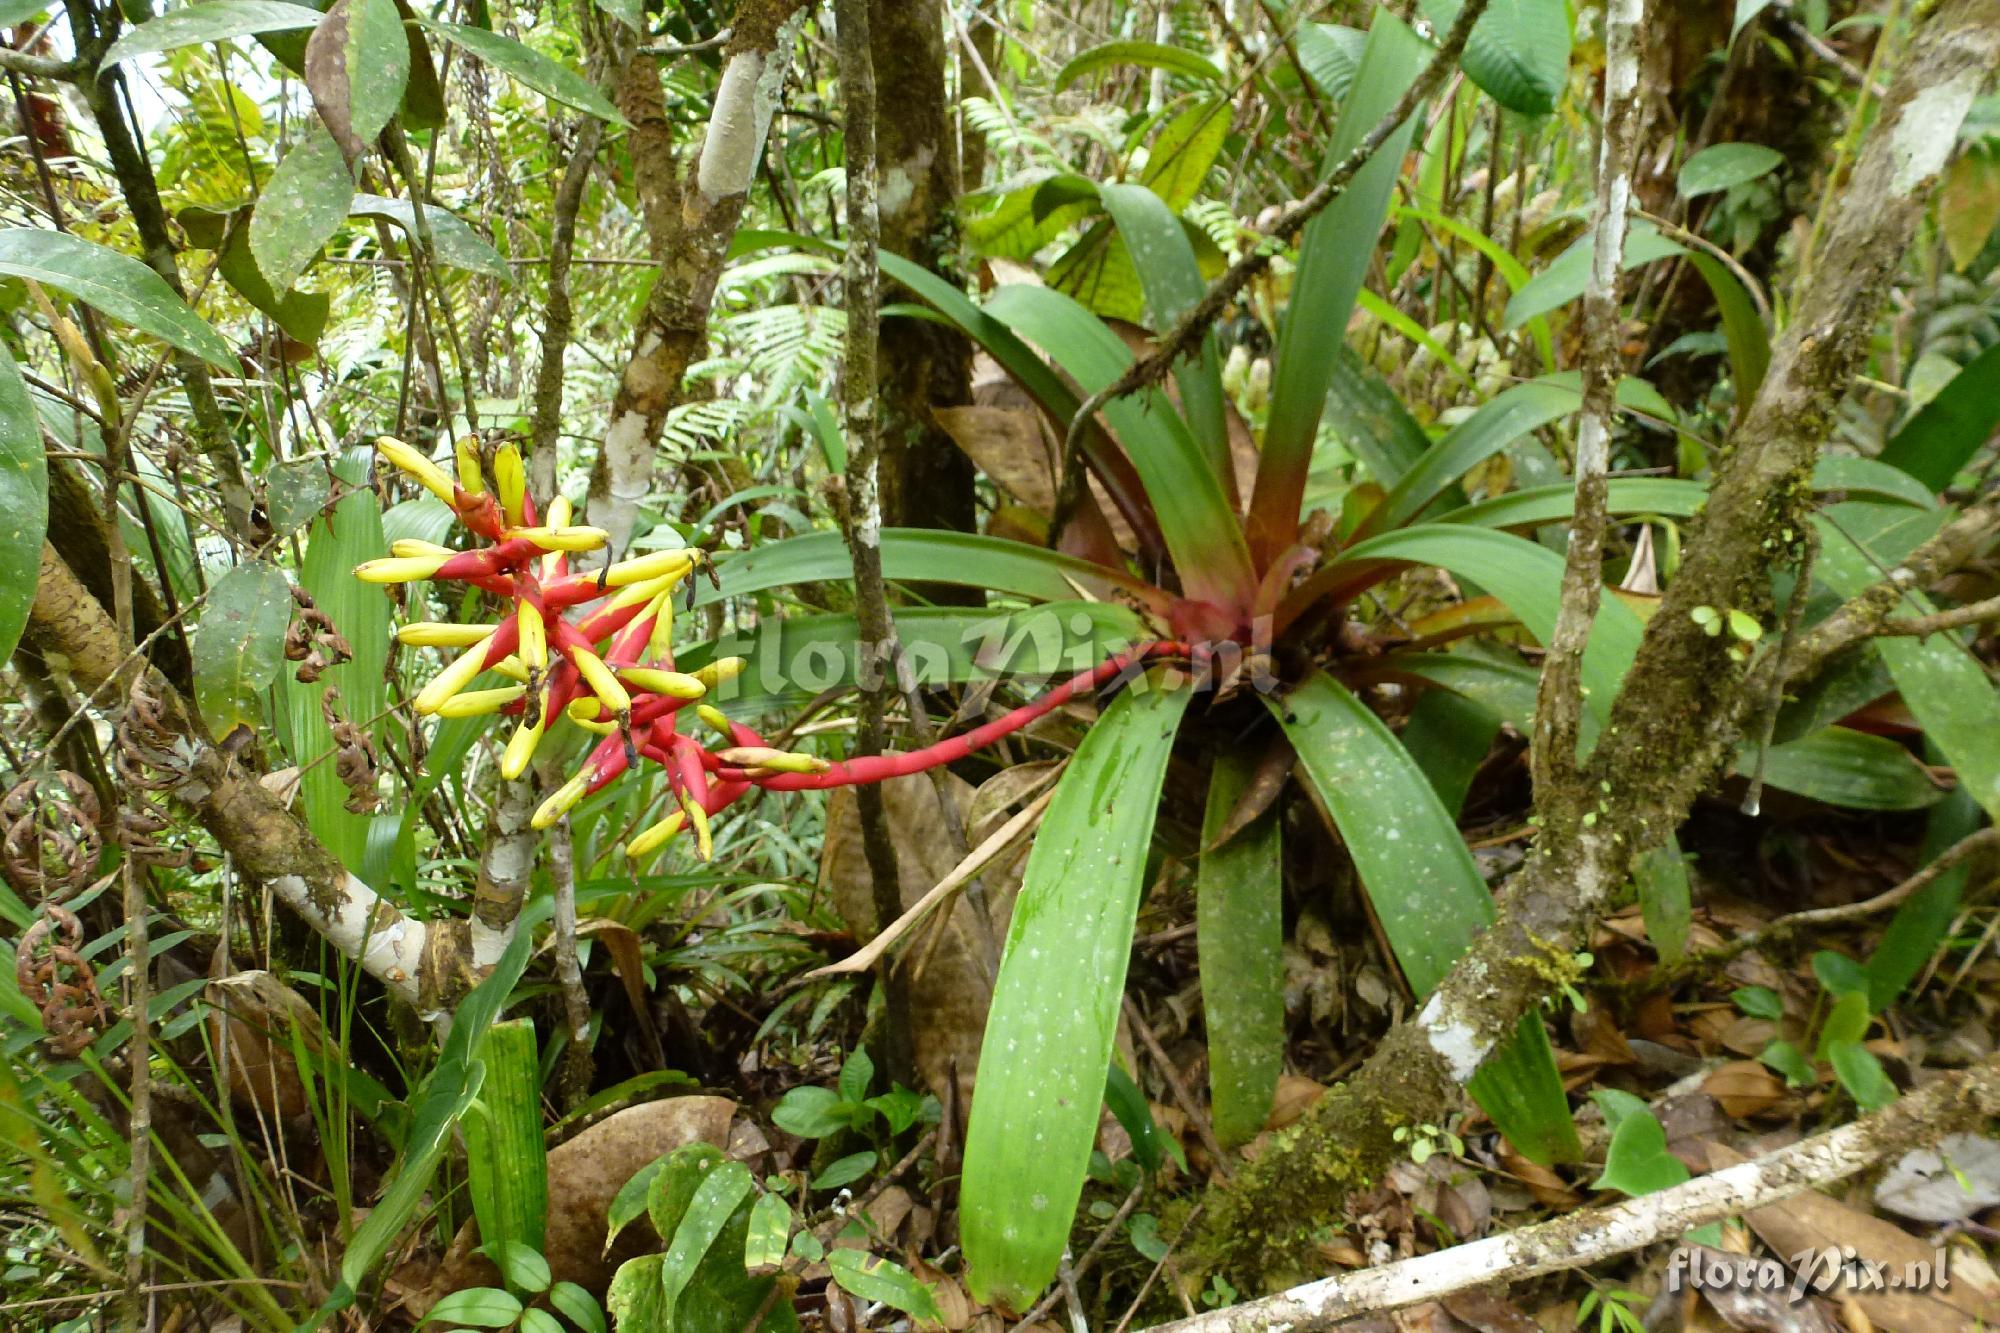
[[1198, 748, 1284, 1148], [464, 1018, 549, 1255], [962, 678, 1194, 1310], [1272, 672, 1579, 1163]]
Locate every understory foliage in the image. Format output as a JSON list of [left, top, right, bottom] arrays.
[[1, 0, 1999, 1329]]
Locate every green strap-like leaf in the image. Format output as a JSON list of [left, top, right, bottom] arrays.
[[984, 283, 1255, 609], [1678, 143, 1785, 197], [0, 344, 46, 665], [1686, 253, 1771, 401], [102, 0, 324, 65], [1254, 10, 1429, 564], [1440, 477, 1706, 529], [1198, 748, 1284, 1148], [192, 560, 292, 742], [1815, 509, 2000, 821], [1746, 727, 1945, 811], [696, 529, 1152, 609], [963, 678, 1194, 1310], [1875, 340, 2000, 493], [0, 228, 238, 370], [1053, 40, 1225, 91], [415, 18, 628, 125], [1502, 221, 1685, 331], [1100, 181, 1230, 481], [1272, 672, 1579, 1164]]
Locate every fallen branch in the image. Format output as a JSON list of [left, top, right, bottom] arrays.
[[1152, 1053, 2000, 1331]]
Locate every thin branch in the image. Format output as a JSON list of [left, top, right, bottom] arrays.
[[1047, 0, 1492, 547], [0, 45, 78, 80], [1154, 1053, 2000, 1331], [1534, 0, 1646, 798], [1881, 592, 2000, 639]]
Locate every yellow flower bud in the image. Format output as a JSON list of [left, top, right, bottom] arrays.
[[532, 773, 590, 829], [680, 792, 713, 861], [500, 711, 545, 780], [624, 810, 685, 861], [517, 602, 547, 671], [396, 622, 495, 649], [434, 685, 525, 717], [490, 656, 530, 683], [454, 437, 485, 495], [413, 639, 495, 714], [572, 647, 632, 714], [565, 698, 617, 734], [602, 548, 697, 587], [510, 525, 610, 553], [713, 745, 829, 774], [376, 437, 456, 503], [355, 554, 449, 584], [646, 589, 676, 661], [390, 538, 454, 559], [493, 443, 527, 526], [616, 666, 706, 700], [695, 705, 733, 738], [691, 657, 746, 691]]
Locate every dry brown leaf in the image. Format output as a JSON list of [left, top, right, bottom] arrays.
[[1703, 1060, 1792, 1119], [1443, 1286, 1544, 1333], [1498, 1140, 1582, 1210], [1706, 1141, 1999, 1331], [424, 1094, 737, 1308], [205, 969, 325, 1121], [1265, 1073, 1327, 1130]]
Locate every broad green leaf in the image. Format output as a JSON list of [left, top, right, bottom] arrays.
[[742, 1193, 791, 1271], [1382, 650, 1541, 728], [1138, 98, 1230, 211], [415, 19, 628, 125], [828, 1251, 945, 1322], [1827, 1041, 1898, 1110], [1255, 11, 1430, 563], [267, 459, 331, 536], [1294, 23, 1366, 101], [837, 1047, 873, 1104], [808, 1152, 871, 1192], [1815, 510, 2000, 821], [0, 0, 51, 24], [698, 528, 1150, 609], [350, 194, 512, 281], [1677, 143, 1785, 197], [192, 560, 291, 742], [1876, 341, 2000, 492], [1815, 951, 1872, 1002], [252, 123, 356, 292], [1866, 772, 1979, 1010], [983, 284, 1254, 609], [1048, 220, 1147, 327], [0, 228, 238, 370], [1733, 986, 1785, 1020], [1502, 221, 1685, 331], [549, 1282, 605, 1333], [1100, 182, 1229, 479], [182, 203, 332, 345], [1054, 40, 1224, 92], [963, 679, 1194, 1310], [604, 1156, 669, 1253], [284, 448, 389, 874], [1199, 748, 1283, 1148], [1816, 989, 1870, 1059], [1761, 1039, 1813, 1086], [1732, 0, 1775, 40], [1744, 727, 1943, 811], [0, 344, 46, 665], [1273, 672, 1579, 1165], [519, 1310, 564, 1333], [1442, 477, 1706, 529], [770, 1085, 850, 1138], [1592, 1106, 1689, 1196], [102, 0, 324, 65], [1941, 145, 2000, 270], [490, 1240, 551, 1294], [1424, 0, 1570, 116], [423, 1287, 522, 1326], [659, 1160, 755, 1317], [1638, 844, 1692, 964], [304, 0, 409, 156], [606, 1255, 667, 1330]]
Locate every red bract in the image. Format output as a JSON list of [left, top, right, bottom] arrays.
[[360, 437, 1183, 862]]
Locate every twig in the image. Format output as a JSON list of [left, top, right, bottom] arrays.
[[120, 860, 152, 1331], [1533, 0, 1645, 799], [1047, 0, 1492, 548], [637, 27, 731, 58], [1111, 1201, 1204, 1333], [1123, 995, 1231, 1180], [1881, 593, 2000, 639], [1148, 1052, 2000, 1331], [1641, 826, 1999, 990], [803, 781, 1058, 980]]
